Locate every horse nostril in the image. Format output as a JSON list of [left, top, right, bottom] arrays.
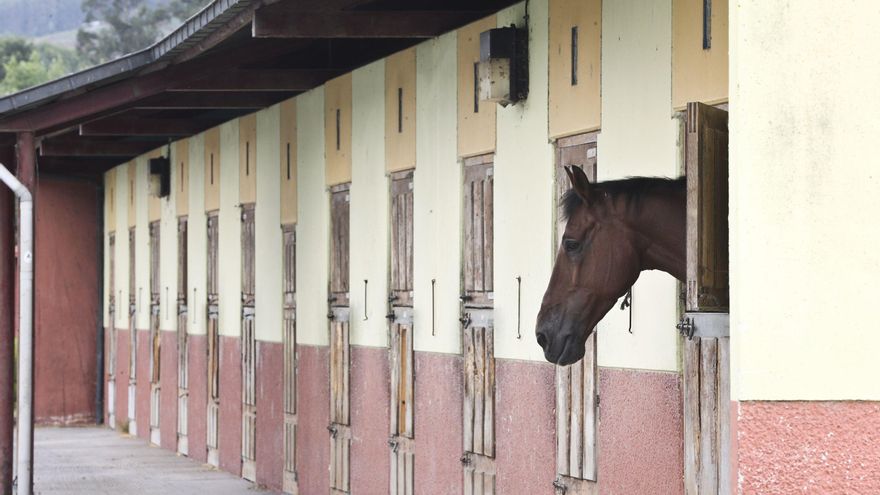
[[536, 332, 549, 350]]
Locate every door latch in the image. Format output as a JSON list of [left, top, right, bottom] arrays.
[[676, 316, 695, 339], [388, 437, 399, 453], [327, 424, 338, 438], [459, 312, 472, 329], [459, 452, 472, 465]]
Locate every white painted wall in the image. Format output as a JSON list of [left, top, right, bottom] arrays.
[[730, 0, 880, 400], [115, 166, 129, 329], [187, 134, 207, 336], [135, 157, 150, 330], [595, 0, 679, 372], [103, 173, 110, 328], [255, 105, 283, 343], [159, 156, 177, 332], [218, 120, 241, 337], [493, 0, 555, 361], [412, 31, 461, 355], [296, 87, 329, 346], [350, 60, 389, 348]]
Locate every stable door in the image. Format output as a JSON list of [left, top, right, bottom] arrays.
[[328, 184, 351, 494]]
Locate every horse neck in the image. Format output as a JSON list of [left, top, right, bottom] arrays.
[[615, 184, 687, 281]]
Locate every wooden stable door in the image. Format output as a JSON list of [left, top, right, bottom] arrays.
[[149, 221, 161, 445], [241, 204, 257, 481], [128, 227, 137, 435], [389, 170, 414, 495], [328, 184, 351, 494], [107, 232, 116, 429], [206, 212, 220, 466], [177, 217, 189, 455], [461, 155, 496, 495], [682, 102, 731, 495], [554, 133, 599, 495], [281, 225, 298, 493]]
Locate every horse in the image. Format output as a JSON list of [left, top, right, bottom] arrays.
[[535, 166, 687, 365]]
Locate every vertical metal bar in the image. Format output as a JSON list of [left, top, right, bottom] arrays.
[[515, 276, 522, 339], [431, 279, 436, 336], [363, 280, 368, 321], [286, 143, 291, 181], [473, 62, 480, 113], [0, 148, 14, 495], [336, 109, 341, 151], [570, 26, 579, 86], [703, 0, 712, 49], [397, 88, 403, 133]]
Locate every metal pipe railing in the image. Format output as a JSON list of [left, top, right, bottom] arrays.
[[0, 164, 33, 495]]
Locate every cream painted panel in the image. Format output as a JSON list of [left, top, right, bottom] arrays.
[[280, 99, 297, 225], [103, 169, 115, 327], [493, 0, 554, 362], [187, 134, 207, 336], [385, 47, 417, 172], [128, 162, 136, 227], [596, 0, 679, 372], [324, 74, 353, 186], [350, 60, 389, 348], [175, 140, 189, 217], [413, 32, 461, 355], [218, 120, 242, 337], [457, 15, 497, 157], [296, 88, 329, 346], [135, 156, 150, 330], [159, 151, 178, 332], [115, 165, 129, 328], [255, 105, 283, 343], [730, 1, 880, 400], [671, 0, 728, 109], [239, 114, 258, 204]]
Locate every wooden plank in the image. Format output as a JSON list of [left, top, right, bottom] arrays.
[[463, 175, 475, 294], [569, 359, 583, 477], [483, 471, 495, 495], [342, 436, 350, 492], [699, 338, 719, 494], [472, 327, 485, 455], [405, 187, 414, 293], [556, 365, 570, 476], [719, 337, 731, 495], [342, 322, 350, 425], [405, 451, 414, 495], [483, 325, 494, 457], [399, 326, 408, 435], [390, 447, 398, 494], [582, 332, 597, 481], [464, 465, 474, 495], [472, 178, 484, 292], [462, 327, 474, 452], [482, 170, 493, 294], [329, 432, 337, 488], [404, 324, 414, 437], [683, 338, 701, 495], [390, 324, 400, 435]]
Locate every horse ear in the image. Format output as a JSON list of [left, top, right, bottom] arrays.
[[565, 165, 592, 204]]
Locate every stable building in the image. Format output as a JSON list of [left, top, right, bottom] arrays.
[[0, 0, 877, 494]]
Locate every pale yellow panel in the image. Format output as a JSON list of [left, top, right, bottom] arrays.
[[324, 73, 353, 186], [385, 47, 417, 172], [175, 139, 189, 217], [204, 127, 220, 212], [148, 148, 163, 222], [672, 0, 728, 109], [127, 161, 136, 227], [457, 15, 497, 157], [104, 168, 116, 231], [548, 0, 601, 138], [239, 113, 257, 204], [280, 98, 297, 225]]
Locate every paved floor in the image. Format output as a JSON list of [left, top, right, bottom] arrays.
[[33, 427, 277, 494]]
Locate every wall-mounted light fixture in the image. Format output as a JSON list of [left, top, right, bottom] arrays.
[[478, 25, 529, 107], [149, 156, 170, 198]]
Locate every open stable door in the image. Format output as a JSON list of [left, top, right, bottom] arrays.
[[680, 102, 730, 495], [328, 184, 351, 495], [149, 221, 161, 446], [388, 170, 415, 495], [461, 154, 496, 495], [553, 133, 599, 495], [206, 212, 220, 466], [177, 217, 189, 455], [107, 232, 116, 429], [281, 225, 298, 494], [241, 204, 257, 481], [128, 227, 137, 436]]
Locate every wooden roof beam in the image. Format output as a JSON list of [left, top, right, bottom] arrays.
[[133, 92, 295, 110], [252, 10, 479, 39], [168, 69, 340, 92], [39, 139, 159, 158], [79, 117, 204, 137]]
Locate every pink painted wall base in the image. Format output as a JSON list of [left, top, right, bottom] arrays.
[[255, 341, 283, 491]]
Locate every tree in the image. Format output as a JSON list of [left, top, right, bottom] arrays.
[[0, 37, 84, 95], [77, 0, 206, 66]]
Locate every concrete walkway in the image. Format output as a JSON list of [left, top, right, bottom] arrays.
[[33, 427, 277, 494]]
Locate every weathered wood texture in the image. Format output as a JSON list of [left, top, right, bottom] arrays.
[[390, 322, 414, 438], [462, 155, 494, 308], [149, 221, 161, 385], [553, 133, 599, 492], [462, 323, 495, 458], [129, 228, 137, 381], [686, 102, 729, 312], [206, 212, 220, 461], [240, 204, 256, 479], [329, 185, 351, 307], [683, 336, 730, 495], [282, 223, 297, 493], [108, 233, 116, 379], [390, 171, 414, 307]]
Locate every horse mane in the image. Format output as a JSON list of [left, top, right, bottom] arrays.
[[561, 176, 685, 221]]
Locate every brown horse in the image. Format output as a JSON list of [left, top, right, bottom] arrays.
[[535, 166, 686, 365]]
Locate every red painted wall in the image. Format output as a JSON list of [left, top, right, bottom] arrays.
[[255, 341, 283, 491], [219, 335, 242, 476], [350, 346, 390, 494], [186, 334, 208, 462], [296, 344, 329, 495], [34, 177, 99, 425], [136, 329, 150, 440], [159, 330, 179, 450]]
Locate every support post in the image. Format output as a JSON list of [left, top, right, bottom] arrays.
[[0, 145, 14, 495]]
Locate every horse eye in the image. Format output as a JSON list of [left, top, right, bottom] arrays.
[[563, 238, 581, 254]]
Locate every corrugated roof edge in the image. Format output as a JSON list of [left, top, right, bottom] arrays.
[[0, 0, 253, 116]]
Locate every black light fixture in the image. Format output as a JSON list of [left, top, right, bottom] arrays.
[[149, 156, 170, 198], [477, 25, 529, 107]]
